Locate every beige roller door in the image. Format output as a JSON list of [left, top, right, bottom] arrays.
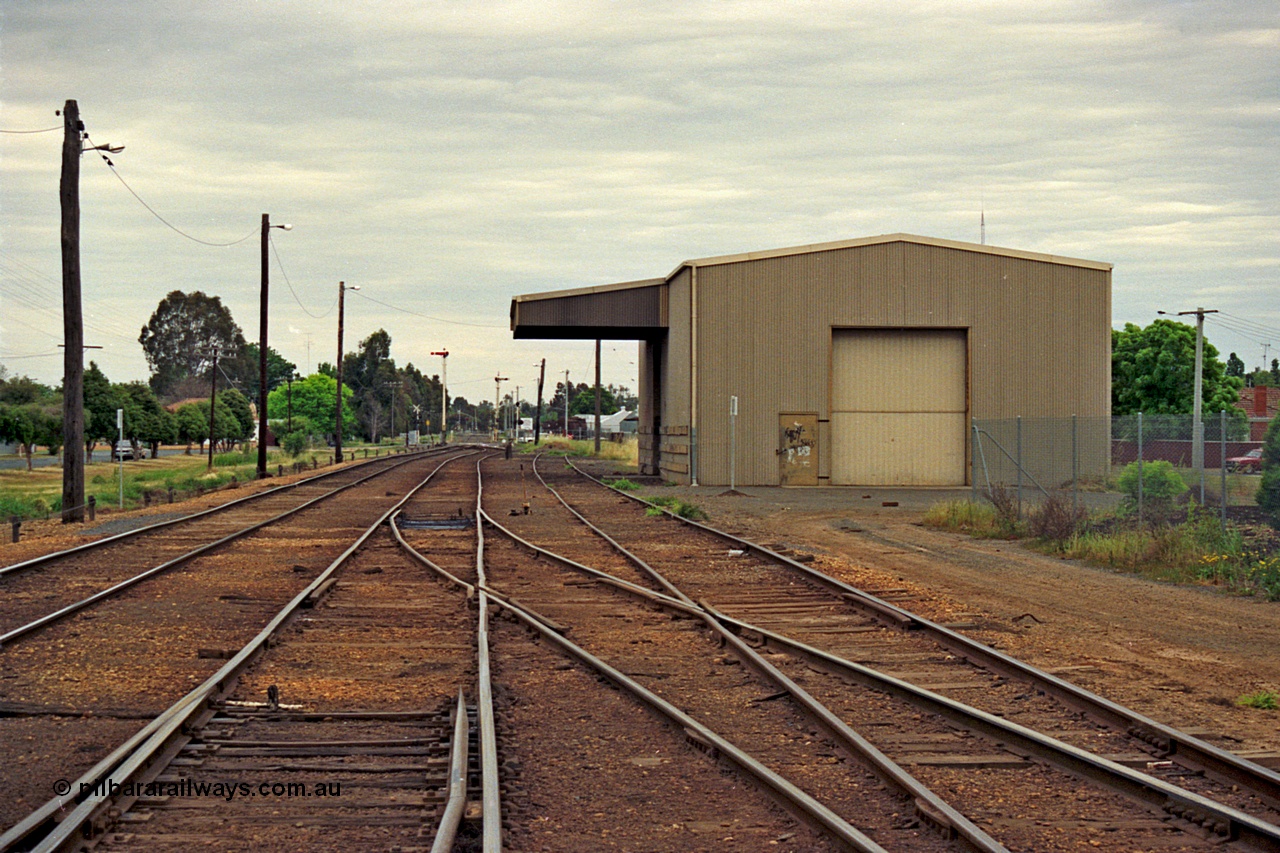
[[830, 329, 967, 485]]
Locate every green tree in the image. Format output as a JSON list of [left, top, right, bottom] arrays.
[[139, 290, 245, 398], [1226, 352, 1245, 378], [1257, 412, 1280, 517], [0, 404, 57, 471], [83, 361, 121, 461], [1111, 320, 1243, 416], [219, 388, 255, 444], [173, 400, 238, 453], [570, 386, 619, 416], [115, 381, 177, 458], [267, 373, 356, 441], [224, 344, 297, 396]]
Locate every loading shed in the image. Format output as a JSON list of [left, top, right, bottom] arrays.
[[511, 233, 1112, 487]]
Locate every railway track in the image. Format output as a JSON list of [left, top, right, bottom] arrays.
[[0, 449, 465, 837], [477, 454, 1280, 851], [0, 449, 483, 853], [10, 448, 1279, 850]]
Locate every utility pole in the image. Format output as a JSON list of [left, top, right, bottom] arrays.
[[1161, 307, 1219, 496], [594, 338, 602, 454], [564, 369, 571, 437], [534, 358, 546, 446], [207, 347, 219, 470], [258, 215, 291, 479], [60, 99, 85, 523], [431, 350, 448, 443], [335, 281, 358, 463]]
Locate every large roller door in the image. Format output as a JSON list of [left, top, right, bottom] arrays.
[[830, 329, 967, 485]]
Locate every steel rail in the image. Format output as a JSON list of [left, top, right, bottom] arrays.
[[430, 689, 472, 853], [0, 448, 434, 648], [394, 514, 889, 851], [476, 501, 1007, 853], [698, 602, 1280, 851], [478, 496, 1280, 851], [564, 457, 1280, 813], [0, 450, 472, 853], [0, 445, 436, 579], [473, 456, 503, 853]]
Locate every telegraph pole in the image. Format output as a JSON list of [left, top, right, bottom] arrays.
[[594, 338, 602, 454], [207, 347, 219, 471], [534, 358, 546, 446], [60, 99, 85, 523], [1177, 307, 1218, 476], [563, 370, 571, 437]]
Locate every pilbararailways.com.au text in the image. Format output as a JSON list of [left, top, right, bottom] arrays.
[[80, 778, 342, 802]]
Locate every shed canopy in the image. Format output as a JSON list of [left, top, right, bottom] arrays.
[[510, 277, 667, 340]]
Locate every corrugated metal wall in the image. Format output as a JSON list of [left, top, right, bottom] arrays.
[[686, 239, 1110, 486]]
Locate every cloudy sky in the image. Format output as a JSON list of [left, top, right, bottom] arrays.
[[2, 1, 1277, 404]]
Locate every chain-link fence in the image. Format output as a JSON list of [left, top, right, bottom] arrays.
[[972, 412, 1262, 523]]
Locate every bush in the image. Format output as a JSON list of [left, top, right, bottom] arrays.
[[1029, 495, 1088, 544], [1257, 412, 1280, 517], [643, 495, 708, 521], [282, 429, 310, 457], [605, 478, 640, 491], [1116, 460, 1187, 521]]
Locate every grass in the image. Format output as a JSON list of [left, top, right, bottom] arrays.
[[642, 495, 708, 521], [605, 478, 641, 491], [928, 497, 1280, 601], [0, 446, 335, 520], [522, 436, 639, 466], [1236, 690, 1278, 710]]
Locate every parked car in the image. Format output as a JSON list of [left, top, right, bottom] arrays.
[[111, 441, 136, 461], [1226, 448, 1263, 473]]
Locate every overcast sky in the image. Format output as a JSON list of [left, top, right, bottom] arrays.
[[2, 1, 1277, 404]]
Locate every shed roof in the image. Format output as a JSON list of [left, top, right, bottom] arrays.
[[509, 233, 1111, 340]]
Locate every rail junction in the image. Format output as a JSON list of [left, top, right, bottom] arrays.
[[1, 446, 1279, 851]]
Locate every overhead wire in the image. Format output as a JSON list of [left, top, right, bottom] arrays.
[[269, 234, 336, 320], [0, 126, 60, 134], [349, 290, 506, 328], [86, 136, 257, 248]]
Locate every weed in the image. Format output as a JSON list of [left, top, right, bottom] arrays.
[[1236, 691, 1278, 710], [923, 500, 1004, 537], [1029, 495, 1089, 545], [605, 478, 640, 491], [642, 495, 708, 521]]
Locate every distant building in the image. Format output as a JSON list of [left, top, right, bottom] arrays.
[[1239, 386, 1280, 441]]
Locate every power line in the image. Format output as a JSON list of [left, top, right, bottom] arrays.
[[0, 125, 60, 134], [87, 139, 257, 248], [269, 234, 337, 319], [350, 290, 506, 328]]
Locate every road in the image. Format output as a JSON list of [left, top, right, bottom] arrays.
[[0, 446, 190, 471]]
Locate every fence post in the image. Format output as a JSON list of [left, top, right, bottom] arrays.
[[167, 487, 174, 504], [1221, 409, 1227, 527], [1137, 412, 1144, 525], [10, 517, 19, 544], [1016, 415, 1023, 519], [1072, 414, 1078, 518], [971, 420, 978, 503]]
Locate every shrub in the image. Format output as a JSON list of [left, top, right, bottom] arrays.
[[282, 429, 310, 457], [606, 478, 640, 491], [643, 495, 708, 521], [1258, 410, 1280, 517], [1029, 495, 1089, 544], [1237, 691, 1278, 710]]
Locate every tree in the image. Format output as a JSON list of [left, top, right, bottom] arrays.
[[1111, 320, 1243, 416], [224, 344, 297, 396], [1226, 352, 1245, 378], [173, 399, 238, 453], [139, 291, 245, 398], [115, 381, 177, 457], [571, 386, 618, 416], [0, 404, 58, 471], [219, 388, 255, 445], [1257, 411, 1280, 517], [83, 362, 120, 461], [266, 373, 356, 442]]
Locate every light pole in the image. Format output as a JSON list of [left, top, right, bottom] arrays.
[[335, 281, 359, 463], [431, 350, 449, 444], [258, 213, 292, 479]]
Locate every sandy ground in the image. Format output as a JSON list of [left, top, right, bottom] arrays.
[[613, 478, 1280, 759]]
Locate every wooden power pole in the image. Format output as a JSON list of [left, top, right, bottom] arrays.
[[207, 348, 219, 470], [594, 338, 602, 454], [60, 99, 85, 524], [534, 358, 545, 446]]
